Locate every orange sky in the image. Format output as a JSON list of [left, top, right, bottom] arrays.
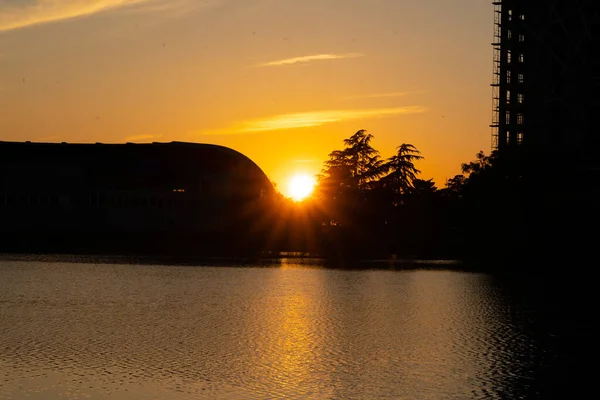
[[0, 0, 493, 196]]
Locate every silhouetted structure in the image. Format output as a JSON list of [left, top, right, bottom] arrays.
[[0, 141, 274, 255], [490, 0, 600, 262], [492, 0, 600, 164]]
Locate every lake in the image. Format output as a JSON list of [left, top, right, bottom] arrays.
[[0, 257, 591, 399]]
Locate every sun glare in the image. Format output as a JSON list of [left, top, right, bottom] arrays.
[[287, 174, 316, 202]]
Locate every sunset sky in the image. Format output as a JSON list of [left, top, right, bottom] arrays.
[[0, 0, 493, 195]]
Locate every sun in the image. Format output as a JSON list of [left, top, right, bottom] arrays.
[[287, 174, 316, 202]]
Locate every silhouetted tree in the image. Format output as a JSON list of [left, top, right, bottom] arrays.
[[314, 130, 390, 258], [321, 129, 385, 191], [380, 144, 423, 203], [443, 174, 466, 195], [461, 150, 491, 177], [316, 130, 388, 224], [442, 149, 533, 263], [412, 178, 437, 195]]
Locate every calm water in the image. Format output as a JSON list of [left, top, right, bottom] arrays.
[[0, 258, 588, 399]]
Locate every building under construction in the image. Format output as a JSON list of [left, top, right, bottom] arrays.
[[489, 1, 600, 261], [491, 0, 600, 175]]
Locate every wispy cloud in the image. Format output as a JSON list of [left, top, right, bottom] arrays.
[[291, 159, 321, 164], [120, 0, 216, 17], [256, 53, 364, 67], [201, 106, 425, 135], [0, 0, 153, 32], [343, 90, 427, 100], [124, 134, 163, 142]]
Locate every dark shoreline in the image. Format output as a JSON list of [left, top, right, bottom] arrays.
[[0, 251, 467, 270], [1, 251, 589, 284]]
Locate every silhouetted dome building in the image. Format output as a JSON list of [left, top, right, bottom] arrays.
[[0, 141, 275, 255]]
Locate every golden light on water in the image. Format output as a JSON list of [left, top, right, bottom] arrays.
[[287, 174, 316, 202]]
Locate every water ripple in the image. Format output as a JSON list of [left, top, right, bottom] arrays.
[[0, 261, 549, 399]]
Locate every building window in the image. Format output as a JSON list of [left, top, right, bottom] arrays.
[[506, 90, 511, 102], [507, 30, 512, 40], [519, 34, 525, 42], [519, 14, 525, 21], [517, 132, 524, 144], [517, 93, 524, 103], [517, 113, 524, 124], [507, 70, 512, 83], [505, 111, 511, 124], [507, 50, 512, 63], [518, 53, 524, 63], [518, 73, 524, 83], [507, 9, 513, 21]]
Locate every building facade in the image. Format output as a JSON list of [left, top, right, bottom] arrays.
[[491, 0, 600, 174], [490, 1, 600, 261], [0, 141, 275, 255]]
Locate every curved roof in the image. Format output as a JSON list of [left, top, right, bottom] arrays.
[[0, 141, 273, 194]]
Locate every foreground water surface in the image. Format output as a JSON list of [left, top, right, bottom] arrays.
[[0, 257, 590, 399]]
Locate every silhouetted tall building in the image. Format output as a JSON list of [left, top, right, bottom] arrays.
[[491, 0, 600, 174], [489, 1, 600, 261]]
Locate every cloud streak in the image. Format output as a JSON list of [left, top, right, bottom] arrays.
[[0, 0, 152, 32], [291, 159, 321, 164], [202, 106, 425, 135], [124, 134, 163, 142], [342, 90, 427, 100], [256, 53, 364, 67]]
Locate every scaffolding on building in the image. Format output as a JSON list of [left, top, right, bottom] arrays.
[[490, 1, 502, 151], [490, 0, 600, 159]]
